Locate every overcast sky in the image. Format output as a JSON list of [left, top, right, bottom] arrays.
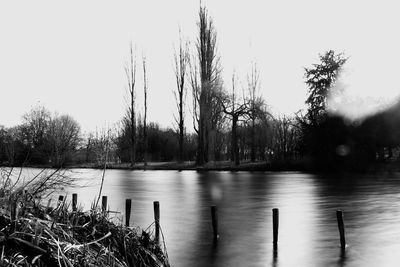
[[1, 0, 400, 133]]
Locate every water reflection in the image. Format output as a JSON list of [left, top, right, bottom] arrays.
[[272, 248, 278, 267], [9, 169, 400, 266], [339, 249, 347, 267]]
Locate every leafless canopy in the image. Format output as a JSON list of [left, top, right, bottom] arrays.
[[142, 53, 148, 166], [190, 5, 222, 165], [124, 42, 137, 166], [173, 29, 189, 162]]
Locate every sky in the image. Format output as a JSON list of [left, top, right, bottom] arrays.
[[1, 0, 400, 133]]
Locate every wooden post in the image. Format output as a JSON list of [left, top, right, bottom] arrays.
[[10, 197, 17, 232], [125, 199, 132, 227], [72, 193, 78, 212], [51, 195, 65, 230], [336, 210, 346, 249], [57, 195, 64, 210], [102, 196, 107, 213], [211, 205, 219, 241], [273, 208, 279, 250], [154, 201, 160, 241], [10, 200, 17, 221], [46, 198, 52, 213]]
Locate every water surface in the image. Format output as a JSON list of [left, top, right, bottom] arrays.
[[20, 169, 400, 266]]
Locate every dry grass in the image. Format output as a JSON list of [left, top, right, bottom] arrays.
[[0, 168, 170, 267]]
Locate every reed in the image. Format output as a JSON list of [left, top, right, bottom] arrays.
[[0, 169, 169, 267]]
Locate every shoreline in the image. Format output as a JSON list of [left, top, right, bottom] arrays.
[[4, 160, 400, 173], [3, 161, 308, 172]]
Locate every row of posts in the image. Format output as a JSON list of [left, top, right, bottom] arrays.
[[67, 194, 346, 250], [211, 206, 346, 250], [69, 194, 161, 241]]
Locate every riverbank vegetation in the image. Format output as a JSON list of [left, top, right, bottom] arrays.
[[1, 4, 399, 172], [0, 168, 169, 266]]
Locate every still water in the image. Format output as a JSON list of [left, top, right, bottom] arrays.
[[28, 169, 400, 266]]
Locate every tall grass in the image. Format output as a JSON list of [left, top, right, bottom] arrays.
[[0, 168, 170, 267]]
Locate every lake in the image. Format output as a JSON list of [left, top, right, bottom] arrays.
[[18, 169, 400, 266]]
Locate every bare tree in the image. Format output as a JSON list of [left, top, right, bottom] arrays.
[[220, 73, 249, 165], [173, 29, 189, 163], [190, 54, 200, 134], [21, 105, 51, 163], [125, 43, 137, 167], [272, 116, 300, 162], [191, 5, 221, 166], [85, 132, 94, 163], [47, 114, 81, 167], [142, 53, 148, 167], [247, 62, 264, 162], [1, 126, 20, 165], [22, 105, 51, 150], [92, 127, 114, 166]]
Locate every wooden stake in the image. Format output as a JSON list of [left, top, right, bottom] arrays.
[[57, 195, 64, 210], [10, 200, 17, 221], [102, 196, 107, 213], [336, 210, 346, 249], [72, 193, 78, 212], [46, 198, 52, 213], [273, 208, 279, 250], [125, 199, 132, 227], [154, 201, 160, 241]]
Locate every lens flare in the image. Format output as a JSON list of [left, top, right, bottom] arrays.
[[327, 72, 400, 121]]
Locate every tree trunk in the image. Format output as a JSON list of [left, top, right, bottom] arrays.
[[232, 116, 239, 166], [143, 57, 148, 167], [179, 96, 184, 163], [197, 99, 206, 166], [130, 103, 136, 167], [250, 118, 256, 162], [208, 128, 215, 163]]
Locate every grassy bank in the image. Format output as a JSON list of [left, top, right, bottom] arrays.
[[70, 160, 307, 172], [0, 188, 169, 266]]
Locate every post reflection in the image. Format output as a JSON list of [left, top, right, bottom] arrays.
[[338, 248, 347, 267], [272, 247, 278, 267]]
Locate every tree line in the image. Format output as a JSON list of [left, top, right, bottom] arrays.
[[113, 5, 301, 168], [0, 102, 300, 167], [1, 5, 399, 170]]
